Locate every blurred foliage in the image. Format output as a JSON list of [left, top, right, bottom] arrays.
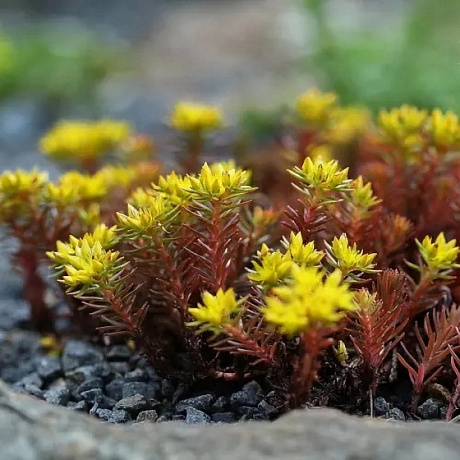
[[0, 23, 125, 106], [302, 0, 460, 112]]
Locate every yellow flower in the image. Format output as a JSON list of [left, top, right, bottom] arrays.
[[378, 105, 427, 155], [117, 196, 175, 237], [326, 107, 370, 144], [39, 119, 130, 161], [296, 88, 337, 125], [326, 234, 377, 278], [348, 176, 381, 218], [0, 169, 48, 219], [44, 171, 107, 205], [48, 231, 123, 291], [188, 288, 242, 332], [289, 157, 351, 196], [262, 267, 355, 337], [188, 163, 255, 199], [307, 144, 333, 162], [416, 233, 460, 273], [94, 165, 138, 190], [47, 224, 119, 266], [248, 244, 294, 288], [154, 171, 195, 205], [170, 102, 222, 132], [282, 232, 324, 267], [428, 109, 460, 150]]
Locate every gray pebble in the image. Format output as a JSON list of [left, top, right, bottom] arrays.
[[45, 386, 70, 406], [35, 356, 62, 383], [62, 341, 104, 372], [114, 394, 148, 413], [176, 394, 214, 413], [122, 382, 158, 400], [374, 396, 389, 416], [137, 410, 159, 423], [106, 345, 132, 361], [417, 398, 442, 420], [385, 407, 406, 421], [185, 407, 211, 424], [211, 412, 236, 423], [109, 409, 131, 423], [230, 381, 263, 409]]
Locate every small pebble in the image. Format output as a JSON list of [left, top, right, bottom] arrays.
[[125, 368, 149, 383], [122, 382, 158, 400], [76, 378, 103, 395], [109, 409, 132, 423], [106, 345, 132, 361], [18, 372, 43, 389], [230, 381, 263, 409], [95, 408, 113, 421], [185, 407, 211, 424], [62, 341, 104, 372], [80, 389, 103, 404], [137, 410, 159, 423], [258, 400, 278, 418], [161, 379, 175, 399], [35, 356, 62, 383], [210, 396, 228, 413], [385, 408, 406, 421], [417, 398, 442, 420], [70, 400, 88, 412], [373, 396, 389, 416], [176, 394, 214, 413], [114, 394, 149, 414], [104, 378, 123, 398], [212, 412, 236, 423], [45, 386, 70, 406]]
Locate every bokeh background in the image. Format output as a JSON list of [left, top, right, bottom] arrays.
[[1, 0, 459, 169]]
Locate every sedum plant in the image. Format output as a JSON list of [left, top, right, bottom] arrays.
[[5, 90, 460, 418]]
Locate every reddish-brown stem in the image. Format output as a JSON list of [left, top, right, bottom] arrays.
[[80, 157, 98, 175], [16, 248, 53, 332], [184, 133, 204, 174], [290, 328, 333, 408]]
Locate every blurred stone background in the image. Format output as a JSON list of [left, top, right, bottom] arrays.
[[0, 0, 459, 169]]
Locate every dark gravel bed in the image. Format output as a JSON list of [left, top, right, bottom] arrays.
[[0, 298, 451, 425], [0, 324, 281, 425]]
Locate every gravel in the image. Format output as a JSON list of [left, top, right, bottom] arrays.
[[0, 328, 452, 426]]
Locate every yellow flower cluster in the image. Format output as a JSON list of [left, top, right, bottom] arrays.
[[262, 267, 356, 336], [47, 224, 122, 290], [39, 120, 130, 161], [289, 157, 352, 204], [296, 88, 337, 125], [188, 288, 243, 334], [416, 233, 460, 274], [117, 197, 175, 237], [347, 176, 381, 219], [94, 165, 138, 191], [325, 234, 377, 279], [428, 109, 460, 150], [378, 105, 427, 154], [0, 169, 48, 219], [45, 171, 107, 206], [248, 245, 293, 288], [170, 102, 222, 133], [325, 107, 370, 144], [154, 171, 194, 205], [188, 163, 254, 199], [248, 233, 324, 288]]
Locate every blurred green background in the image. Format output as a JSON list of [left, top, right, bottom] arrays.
[[1, 0, 460, 152]]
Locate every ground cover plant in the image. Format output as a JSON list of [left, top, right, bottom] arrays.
[[3, 91, 460, 423]]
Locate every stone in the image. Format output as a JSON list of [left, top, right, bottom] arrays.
[[105, 379, 124, 401], [230, 381, 263, 409], [258, 400, 278, 418], [80, 389, 104, 405], [212, 412, 236, 423], [95, 408, 113, 421], [4, 380, 460, 459], [109, 410, 131, 423], [418, 399, 442, 420], [62, 341, 104, 372], [373, 396, 389, 416], [137, 410, 159, 423], [114, 394, 148, 414], [210, 396, 228, 413], [35, 356, 62, 383], [122, 382, 158, 400], [70, 400, 88, 412], [106, 345, 132, 361], [386, 408, 406, 421], [44, 386, 70, 406], [124, 368, 149, 383], [76, 378, 104, 395], [175, 394, 214, 413], [184, 407, 211, 424]]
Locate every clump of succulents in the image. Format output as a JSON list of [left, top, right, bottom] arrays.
[[3, 94, 460, 419]]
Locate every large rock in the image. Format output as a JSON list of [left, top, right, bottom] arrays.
[[0, 379, 459, 460]]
